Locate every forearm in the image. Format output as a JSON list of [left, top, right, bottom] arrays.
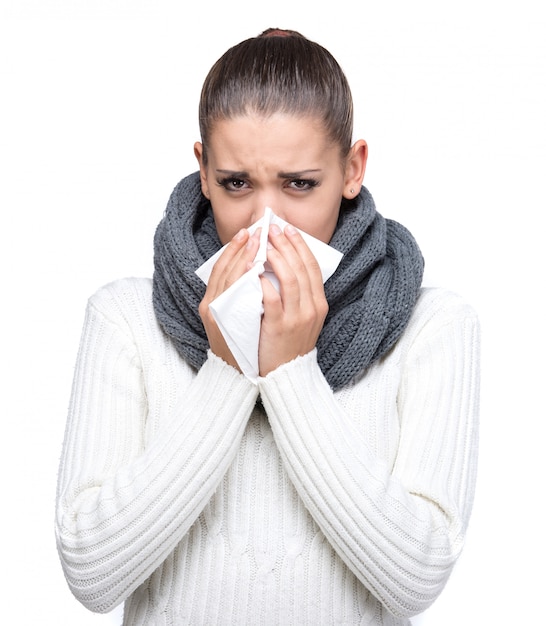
[[56, 302, 258, 613], [259, 328, 479, 618]]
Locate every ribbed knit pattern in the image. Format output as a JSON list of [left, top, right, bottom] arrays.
[[55, 278, 480, 625]]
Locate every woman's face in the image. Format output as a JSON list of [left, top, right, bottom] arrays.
[[194, 113, 367, 245]]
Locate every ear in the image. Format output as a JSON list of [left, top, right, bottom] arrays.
[[194, 141, 210, 199], [343, 139, 368, 199]]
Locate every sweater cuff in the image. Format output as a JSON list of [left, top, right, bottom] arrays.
[[257, 349, 332, 407], [198, 348, 259, 397]]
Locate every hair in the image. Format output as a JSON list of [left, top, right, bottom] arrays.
[[198, 28, 354, 164]]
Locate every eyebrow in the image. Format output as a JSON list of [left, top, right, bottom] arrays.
[[215, 169, 322, 178], [216, 169, 249, 178], [278, 169, 322, 179]]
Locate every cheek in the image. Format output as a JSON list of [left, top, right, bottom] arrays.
[[305, 198, 341, 243], [215, 220, 237, 246], [286, 209, 338, 243], [318, 216, 340, 243], [211, 206, 249, 245]]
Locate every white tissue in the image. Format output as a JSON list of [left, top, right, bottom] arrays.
[[195, 208, 343, 383]]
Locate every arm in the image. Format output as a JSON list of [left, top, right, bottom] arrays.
[[55, 284, 258, 613], [258, 292, 480, 618]]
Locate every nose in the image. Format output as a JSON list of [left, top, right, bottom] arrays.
[[252, 190, 286, 222]]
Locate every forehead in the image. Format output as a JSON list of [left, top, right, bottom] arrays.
[[207, 113, 338, 169]]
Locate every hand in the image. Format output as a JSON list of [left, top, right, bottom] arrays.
[[258, 223, 329, 377], [199, 228, 261, 370]]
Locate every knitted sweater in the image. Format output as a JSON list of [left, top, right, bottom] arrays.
[[55, 277, 480, 626]]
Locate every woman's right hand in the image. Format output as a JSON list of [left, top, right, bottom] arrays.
[[199, 228, 260, 371]]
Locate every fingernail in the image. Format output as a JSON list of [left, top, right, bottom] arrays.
[[285, 224, 296, 236], [270, 224, 282, 236], [234, 228, 247, 241]]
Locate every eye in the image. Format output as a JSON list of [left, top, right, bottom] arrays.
[[217, 177, 249, 192], [287, 178, 319, 191]]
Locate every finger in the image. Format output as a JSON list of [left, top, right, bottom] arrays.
[[268, 224, 323, 283], [263, 245, 303, 318], [199, 228, 261, 371], [282, 224, 324, 285], [266, 225, 319, 312], [208, 228, 260, 297], [260, 271, 284, 321], [208, 228, 248, 285]]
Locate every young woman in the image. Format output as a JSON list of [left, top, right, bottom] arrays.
[[55, 28, 480, 625]]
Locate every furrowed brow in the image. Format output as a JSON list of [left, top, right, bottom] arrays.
[[277, 169, 322, 179], [216, 169, 249, 177]]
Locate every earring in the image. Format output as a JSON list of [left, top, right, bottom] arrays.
[[350, 188, 354, 195]]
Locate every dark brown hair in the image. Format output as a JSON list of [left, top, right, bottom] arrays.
[[198, 28, 354, 163]]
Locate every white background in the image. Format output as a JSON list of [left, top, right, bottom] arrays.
[[1, 1, 544, 624]]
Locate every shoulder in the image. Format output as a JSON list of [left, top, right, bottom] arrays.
[[85, 277, 185, 368], [400, 286, 480, 354], [88, 277, 153, 312], [86, 277, 157, 335], [411, 287, 479, 327]]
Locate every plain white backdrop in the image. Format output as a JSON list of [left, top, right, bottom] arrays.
[[1, 1, 544, 624]]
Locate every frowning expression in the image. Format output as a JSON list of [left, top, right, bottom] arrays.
[[194, 113, 364, 245]]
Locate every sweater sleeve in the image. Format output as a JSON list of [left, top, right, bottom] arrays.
[[55, 281, 259, 613], [258, 290, 480, 618]]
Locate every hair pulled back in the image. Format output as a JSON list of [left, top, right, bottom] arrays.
[[198, 28, 354, 163]]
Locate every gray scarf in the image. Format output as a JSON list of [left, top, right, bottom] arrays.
[[153, 172, 424, 391]]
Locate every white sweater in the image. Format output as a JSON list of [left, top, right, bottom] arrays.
[[55, 277, 480, 626]]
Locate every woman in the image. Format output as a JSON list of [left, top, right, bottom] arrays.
[[55, 28, 480, 625]]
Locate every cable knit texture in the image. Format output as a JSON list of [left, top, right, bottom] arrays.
[[152, 172, 424, 390], [55, 278, 480, 625]]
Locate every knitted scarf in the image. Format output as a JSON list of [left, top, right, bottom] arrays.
[[153, 172, 424, 391]]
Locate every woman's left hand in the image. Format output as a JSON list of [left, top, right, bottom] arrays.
[[258, 223, 329, 377]]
